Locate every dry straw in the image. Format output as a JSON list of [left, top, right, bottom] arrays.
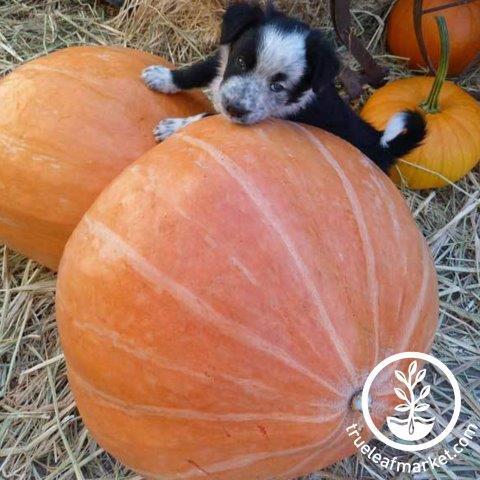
[[0, 1, 479, 479]]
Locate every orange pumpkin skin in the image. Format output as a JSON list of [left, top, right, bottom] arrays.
[[0, 46, 210, 270], [387, 0, 480, 75], [361, 77, 480, 189], [57, 116, 439, 480]]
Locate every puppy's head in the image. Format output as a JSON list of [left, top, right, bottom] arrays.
[[213, 1, 339, 124]]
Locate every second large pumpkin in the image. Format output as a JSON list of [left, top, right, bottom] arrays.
[[0, 46, 210, 269]]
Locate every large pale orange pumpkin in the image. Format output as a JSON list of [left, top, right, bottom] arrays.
[[387, 0, 480, 75], [0, 46, 210, 270], [57, 116, 438, 480]]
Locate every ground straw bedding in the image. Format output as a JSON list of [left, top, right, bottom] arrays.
[[0, 1, 478, 479]]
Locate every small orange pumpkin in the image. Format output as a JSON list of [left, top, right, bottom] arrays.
[[387, 0, 480, 75], [57, 116, 439, 480], [363, 17, 480, 189], [0, 46, 210, 270]]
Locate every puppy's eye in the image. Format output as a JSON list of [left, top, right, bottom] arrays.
[[236, 57, 246, 70], [270, 82, 285, 93]]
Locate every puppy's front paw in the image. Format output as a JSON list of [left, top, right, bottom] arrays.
[[153, 118, 185, 142], [142, 65, 180, 94], [153, 114, 207, 142]]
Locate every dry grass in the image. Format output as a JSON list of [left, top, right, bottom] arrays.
[[0, 1, 479, 479]]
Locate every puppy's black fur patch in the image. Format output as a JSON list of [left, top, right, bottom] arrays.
[[306, 31, 340, 94], [220, 2, 265, 45], [224, 28, 260, 77], [172, 54, 220, 90]]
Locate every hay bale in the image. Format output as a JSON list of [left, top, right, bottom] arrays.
[[112, 0, 338, 64]]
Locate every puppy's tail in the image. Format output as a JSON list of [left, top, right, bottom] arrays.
[[380, 110, 427, 161]]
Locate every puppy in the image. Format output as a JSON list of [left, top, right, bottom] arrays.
[[142, 1, 426, 172]]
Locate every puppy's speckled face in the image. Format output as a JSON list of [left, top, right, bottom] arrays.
[[213, 22, 314, 125]]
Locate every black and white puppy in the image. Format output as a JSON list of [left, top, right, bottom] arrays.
[[142, 1, 426, 172]]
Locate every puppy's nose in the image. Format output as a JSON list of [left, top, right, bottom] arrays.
[[225, 102, 250, 118]]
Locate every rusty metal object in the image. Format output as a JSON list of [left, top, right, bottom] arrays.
[[338, 67, 364, 100], [330, 0, 388, 98], [423, 0, 475, 14], [414, 0, 435, 73]]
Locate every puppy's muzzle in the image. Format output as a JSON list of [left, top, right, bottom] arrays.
[[223, 100, 251, 120]]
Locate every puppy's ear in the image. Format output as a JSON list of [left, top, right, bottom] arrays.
[[220, 1, 264, 45], [306, 30, 340, 94]]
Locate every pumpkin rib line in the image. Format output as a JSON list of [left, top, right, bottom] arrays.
[[21, 64, 129, 104], [65, 313, 324, 405], [129, 419, 348, 479], [69, 364, 344, 423], [84, 216, 344, 396], [400, 244, 433, 352], [442, 110, 480, 173], [368, 171, 408, 346], [0, 132, 72, 173], [282, 417, 350, 478], [0, 131, 117, 183], [178, 133, 357, 384], [375, 245, 434, 395], [129, 162, 342, 377], [129, 166, 261, 288], [249, 127, 384, 375], [294, 125, 380, 369], [281, 448, 323, 479], [450, 109, 480, 150]]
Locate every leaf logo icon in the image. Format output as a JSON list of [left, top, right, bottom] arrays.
[[387, 360, 436, 441], [361, 352, 462, 452], [419, 385, 431, 399]]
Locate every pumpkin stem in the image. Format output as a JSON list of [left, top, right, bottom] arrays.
[[420, 16, 449, 114], [350, 390, 370, 412]]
